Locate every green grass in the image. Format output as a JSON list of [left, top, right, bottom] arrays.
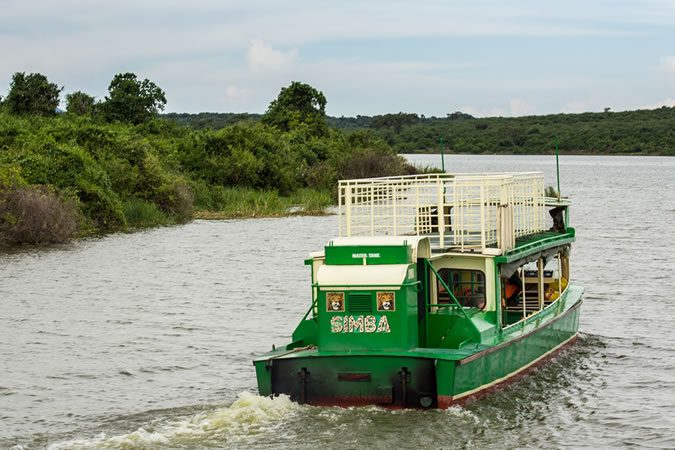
[[123, 198, 169, 228], [544, 185, 558, 198], [193, 187, 334, 219]]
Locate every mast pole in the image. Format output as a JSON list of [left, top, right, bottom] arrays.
[[439, 136, 446, 173], [555, 135, 561, 201]]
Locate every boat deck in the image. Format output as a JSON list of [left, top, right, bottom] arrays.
[[338, 172, 548, 255]]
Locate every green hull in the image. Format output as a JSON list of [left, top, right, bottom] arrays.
[[254, 286, 582, 408]]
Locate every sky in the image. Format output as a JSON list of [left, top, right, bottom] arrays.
[[1, 0, 674, 117]]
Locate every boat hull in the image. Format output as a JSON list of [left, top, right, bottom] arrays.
[[255, 297, 581, 409], [258, 354, 438, 408], [438, 299, 581, 407]]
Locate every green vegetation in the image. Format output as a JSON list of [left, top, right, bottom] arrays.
[[0, 74, 415, 247], [261, 81, 328, 136], [65, 91, 96, 116], [5, 72, 62, 116], [364, 110, 675, 155], [100, 72, 167, 124], [193, 187, 333, 219], [171, 108, 675, 156], [164, 112, 262, 129], [544, 185, 559, 198], [3, 69, 670, 247]]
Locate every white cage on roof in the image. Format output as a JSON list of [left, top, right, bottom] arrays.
[[337, 172, 545, 254]]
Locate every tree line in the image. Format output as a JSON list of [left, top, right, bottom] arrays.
[[0, 74, 416, 246], [363, 109, 674, 155], [170, 108, 674, 156]]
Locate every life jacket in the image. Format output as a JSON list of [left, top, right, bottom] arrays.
[[505, 283, 519, 299]]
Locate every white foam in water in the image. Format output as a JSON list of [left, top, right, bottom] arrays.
[[47, 392, 299, 449], [442, 405, 480, 423]]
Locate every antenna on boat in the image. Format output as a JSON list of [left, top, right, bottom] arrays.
[[554, 135, 561, 201], [439, 136, 446, 172]]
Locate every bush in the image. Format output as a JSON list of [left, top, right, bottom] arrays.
[[0, 139, 127, 229], [122, 198, 168, 228], [305, 162, 337, 190], [337, 149, 415, 180], [336, 131, 416, 180], [0, 185, 80, 245], [137, 153, 194, 220], [77, 179, 126, 229]]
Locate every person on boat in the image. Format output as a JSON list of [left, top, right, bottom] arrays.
[[503, 272, 522, 307], [549, 206, 565, 232], [545, 276, 568, 302]]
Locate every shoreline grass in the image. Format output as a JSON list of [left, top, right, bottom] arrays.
[[193, 187, 334, 219]]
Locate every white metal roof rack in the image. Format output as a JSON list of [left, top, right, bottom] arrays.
[[337, 172, 545, 254]]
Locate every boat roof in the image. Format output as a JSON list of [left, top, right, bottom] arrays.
[[316, 264, 410, 288], [337, 172, 569, 256]]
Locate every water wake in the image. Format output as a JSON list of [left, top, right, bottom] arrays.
[[47, 392, 299, 449]]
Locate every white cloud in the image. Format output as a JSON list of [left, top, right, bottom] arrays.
[[639, 98, 675, 109], [509, 99, 536, 116], [562, 98, 602, 114], [460, 105, 509, 118], [455, 100, 535, 118], [247, 40, 298, 74], [224, 85, 253, 105]]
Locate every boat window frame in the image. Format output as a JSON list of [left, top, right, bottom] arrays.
[[435, 267, 487, 310]]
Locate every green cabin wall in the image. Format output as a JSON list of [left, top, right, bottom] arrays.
[[299, 245, 505, 353], [316, 272, 419, 352]]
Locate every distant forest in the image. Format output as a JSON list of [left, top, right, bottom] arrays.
[[165, 107, 675, 156]]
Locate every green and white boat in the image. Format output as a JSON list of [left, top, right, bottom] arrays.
[[254, 172, 582, 408]]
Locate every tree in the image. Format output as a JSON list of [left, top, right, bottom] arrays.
[[5, 72, 62, 116], [65, 91, 96, 116], [370, 112, 420, 134], [262, 81, 327, 136], [101, 73, 166, 124]]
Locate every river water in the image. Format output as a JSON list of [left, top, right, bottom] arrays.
[[1, 155, 674, 449]]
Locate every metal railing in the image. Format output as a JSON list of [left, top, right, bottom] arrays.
[[338, 172, 545, 253]]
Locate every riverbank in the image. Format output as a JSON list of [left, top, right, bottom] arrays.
[[0, 109, 415, 247], [191, 188, 334, 220], [0, 186, 335, 249]]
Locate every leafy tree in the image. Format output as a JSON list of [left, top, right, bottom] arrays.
[[66, 91, 96, 116], [370, 112, 420, 134], [262, 81, 328, 136], [101, 73, 166, 124], [5, 72, 62, 116]]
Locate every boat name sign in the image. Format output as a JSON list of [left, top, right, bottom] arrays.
[[330, 315, 391, 334], [351, 252, 380, 259]]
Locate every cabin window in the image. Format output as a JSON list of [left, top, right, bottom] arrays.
[[436, 268, 486, 309]]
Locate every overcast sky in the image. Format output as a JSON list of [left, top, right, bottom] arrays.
[[1, 0, 674, 117]]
